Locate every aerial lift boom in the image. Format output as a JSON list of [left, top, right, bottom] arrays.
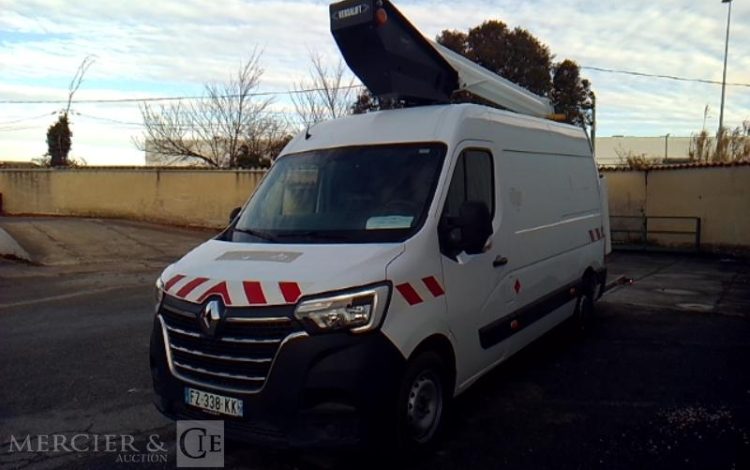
[[330, 0, 554, 118]]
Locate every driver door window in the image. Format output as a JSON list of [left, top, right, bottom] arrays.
[[442, 149, 495, 218]]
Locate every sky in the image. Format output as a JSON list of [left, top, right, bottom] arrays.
[[1, 0, 748, 165]]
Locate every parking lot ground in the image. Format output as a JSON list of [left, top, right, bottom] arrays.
[[0, 217, 215, 309], [0, 217, 748, 469]]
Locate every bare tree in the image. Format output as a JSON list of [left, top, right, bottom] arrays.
[[136, 51, 280, 167], [65, 55, 95, 115], [689, 130, 712, 162], [290, 52, 357, 128], [245, 116, 292, 165], [45, 55, 95, 167], [689, 123, 750, 163]]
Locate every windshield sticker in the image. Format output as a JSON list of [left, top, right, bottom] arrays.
[[216, 251, 302, 263], [366, 216, 414, 230]]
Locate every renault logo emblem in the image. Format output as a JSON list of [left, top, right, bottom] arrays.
[[200, 299, 224, 336]]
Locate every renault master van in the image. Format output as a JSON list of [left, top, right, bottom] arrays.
[[149, 0, 609, 449]]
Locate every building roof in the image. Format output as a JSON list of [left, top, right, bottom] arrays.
[[600, 160, 750, 171], [0, 161, 39, 169]]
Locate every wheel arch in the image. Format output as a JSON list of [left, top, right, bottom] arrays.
[[409, 334, 457, 396]]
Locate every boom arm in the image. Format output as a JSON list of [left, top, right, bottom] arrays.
[[432, 41, 553, 118], [330, 0, 554, 117]]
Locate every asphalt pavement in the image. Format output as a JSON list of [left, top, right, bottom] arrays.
[[0, 217, 748, 469]]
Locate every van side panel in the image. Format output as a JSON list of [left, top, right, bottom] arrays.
[[499, 149, 602, 267], [483, 135, 604, 355], [453, 119, 604, 392]]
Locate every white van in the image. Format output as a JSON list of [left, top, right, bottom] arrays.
[[150, 0, 609, 449], [149, 103, 608, 448]]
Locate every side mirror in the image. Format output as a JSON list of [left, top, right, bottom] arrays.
[[229, 207, 241, 223], [440, 201, 493, 256]]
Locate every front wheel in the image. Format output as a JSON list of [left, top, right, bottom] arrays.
[[396, 351, 448, 448]]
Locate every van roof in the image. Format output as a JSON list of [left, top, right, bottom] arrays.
[[282, 103, 589, 156]]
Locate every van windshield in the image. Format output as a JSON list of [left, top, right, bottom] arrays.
[[232, 143, 446, 243]]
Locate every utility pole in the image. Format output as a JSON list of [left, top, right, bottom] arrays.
[[590, 93, 596, 156], [718, 0, 733, 137]]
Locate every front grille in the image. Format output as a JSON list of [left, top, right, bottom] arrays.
[[159, 294, 305, 394]]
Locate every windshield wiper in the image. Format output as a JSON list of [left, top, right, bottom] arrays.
[[233, 227, 278, 242]]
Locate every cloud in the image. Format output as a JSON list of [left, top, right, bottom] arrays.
[[1, 0, 748, 164]]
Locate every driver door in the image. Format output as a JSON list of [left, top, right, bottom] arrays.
[[440, 146, 508, 386]]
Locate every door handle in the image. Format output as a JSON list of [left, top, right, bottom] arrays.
[[493, 255, 508, 267]]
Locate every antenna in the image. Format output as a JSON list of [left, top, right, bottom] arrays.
[[330, 0, 554, 117]]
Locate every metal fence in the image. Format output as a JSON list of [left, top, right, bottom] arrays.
[[610, 216, 702, 252]]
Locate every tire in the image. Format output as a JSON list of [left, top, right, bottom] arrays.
[[573, 275, 596, 333], [395, 351, 449, 449]]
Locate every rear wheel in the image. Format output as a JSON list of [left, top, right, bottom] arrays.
[[396, 351, 448, 448], [574, 275, 596, 332]]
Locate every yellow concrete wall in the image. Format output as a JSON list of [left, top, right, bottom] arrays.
[[0, 169, 264, 228], [645, 166, 750, 250], [1, 167, 748, 250], [603, 171, 646, 216], [602, 166, 750, 251]]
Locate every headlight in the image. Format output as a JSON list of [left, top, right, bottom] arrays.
[[294, 284, 391, 334], [154, 277, 165, 313]]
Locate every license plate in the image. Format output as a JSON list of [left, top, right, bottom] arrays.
[[185, 387, 243, 417]]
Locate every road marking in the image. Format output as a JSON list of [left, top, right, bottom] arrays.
[[0, 284, 146, 309]]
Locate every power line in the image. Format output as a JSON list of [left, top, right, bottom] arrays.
[[2, 65, 747, 127], [581, 66, 750, 88], [0, 111, 58, 126], [0, 84, 366, 105], [74, 110, 294, 128], [0, 126, 40, 133], [2, 64, 748, 106], [0, 94, 207, 105], [73, 111, 142, 126], [0, 109, 300, 132]]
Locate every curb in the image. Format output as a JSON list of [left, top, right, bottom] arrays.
[[0, 227, 31, 262]]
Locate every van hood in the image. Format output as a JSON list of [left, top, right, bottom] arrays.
[[160, 240, 404, 307]]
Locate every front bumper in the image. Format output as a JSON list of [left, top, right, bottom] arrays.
[[149, 315, 405, 448]]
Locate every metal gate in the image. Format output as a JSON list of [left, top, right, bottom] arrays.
[[609, 216, 702, 252]]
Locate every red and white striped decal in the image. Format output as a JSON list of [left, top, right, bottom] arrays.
[[589, 226, 606, 242], [163, 275, 304, 306], [396, 276, 445, 306], [396, 283, 423, 306], [164, 274, 185, 292], [278, 282, 303, 303], [197, 281, 231, 305], [175, 277, 209, 298], [242, 281, 267, 305]]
